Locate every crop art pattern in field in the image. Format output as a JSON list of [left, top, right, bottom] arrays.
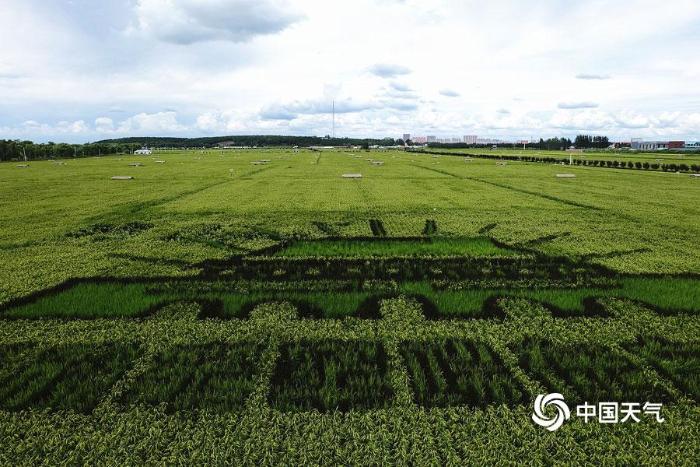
[[269, 340, 393, 412], [0, 343, 139, 413], [624, 337, 700, 401], [1, 149, 699, 462], [401, 339, 527, 408], [513, 338, 673, 404], [121, 342, 263, 412]]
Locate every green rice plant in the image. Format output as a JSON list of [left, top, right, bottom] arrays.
[[0, 148, 699, 463], [624, 337, 700, 401], [617, 277, 700, 314], [3, 282, 163, 319], [512, 338, 672, 404], [368, 219, 387, 237], [0, 343, 139, 413], [66, 221, 152, 239], [273, 237, 518, 258], [121, 341, 263, 412], [5, 276, 698, 321], [400, 339, 526, 408], [269, 340, 393, 412], [422, 219, 438, 236]]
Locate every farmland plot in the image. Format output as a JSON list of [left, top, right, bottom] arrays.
[[0, 149, 698, 463]]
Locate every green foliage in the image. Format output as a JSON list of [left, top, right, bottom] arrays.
[[3, 283, 162, 319], [422, 219, 438, 236], [625, 337, 700, 401], [274, 237, 516, 258], [269, 340, 393, 412], [0, 148, 699, 462], [5, 275, 699, 321], [0, 343, 138, 413], [67, 221, 153, 239], [512, 338, 672, 404], [401, 339, 526, 407], [121, 342, 263, 412]]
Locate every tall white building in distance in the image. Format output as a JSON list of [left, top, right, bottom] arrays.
[[463, 135, 478, 144], [403, 133, 411, 141]]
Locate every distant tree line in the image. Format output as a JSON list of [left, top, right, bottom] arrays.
[[0, 140, 141, 162], [573, 135, 610, 149], [0, 135, 411, 162], [0, 134, 620, 162], [94, 135, 402, 149], [428, 135, 610, 150]]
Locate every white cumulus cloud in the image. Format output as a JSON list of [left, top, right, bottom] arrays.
[[128, 0, 303, 44]]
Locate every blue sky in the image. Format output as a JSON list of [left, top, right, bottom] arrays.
[[1, 0, 699, 142]]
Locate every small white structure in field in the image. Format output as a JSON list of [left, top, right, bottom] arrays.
[[556, 173, 576, 178], [16, 164, 29, 168], [690, 174, 700, 178], [111, 176, 134, 180], [342, 173, 362, 178], [155, 160, 166, 163], [128, 163, 143, 167], [372, 161, 384, 166], [135, 149, 152, 155]]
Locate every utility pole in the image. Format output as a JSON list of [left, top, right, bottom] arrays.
[[332, 100, 335, 139]]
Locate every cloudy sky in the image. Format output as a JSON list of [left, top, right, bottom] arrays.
[[1, 0, 700, 143]]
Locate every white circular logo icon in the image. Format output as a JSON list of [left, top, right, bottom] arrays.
[[532, 393, 571, 431]]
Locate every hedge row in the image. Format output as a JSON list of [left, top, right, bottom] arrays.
[[419, 150, 700, 173]]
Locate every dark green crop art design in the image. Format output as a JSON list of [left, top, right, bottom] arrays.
[[512, 338, 673, 404], [120, 342, 264, 412], [0, 343, 140, 413], [624, 337, 700, 401], [269, 340, 394, 412], [400, 339, 527, 408]]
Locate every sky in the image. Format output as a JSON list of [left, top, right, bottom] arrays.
[[1, 0, 700, 143]]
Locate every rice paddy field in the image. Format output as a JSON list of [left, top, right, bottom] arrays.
[[0, 148, 699, 463]]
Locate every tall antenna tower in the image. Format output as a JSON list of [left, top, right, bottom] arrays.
[[332, 100, 335, 138]]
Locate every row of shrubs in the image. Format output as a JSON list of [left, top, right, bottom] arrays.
[[420, 150, 700, 173]]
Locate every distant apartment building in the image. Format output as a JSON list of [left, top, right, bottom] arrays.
[[463, 135, 478, 144], [412, 136, 428, 144], [630, 140, 700, 150], [631, 140, 670, 150], [402, 133, 411, 141], [426, 135, 437, 143], [476, 138, 502, 145]]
